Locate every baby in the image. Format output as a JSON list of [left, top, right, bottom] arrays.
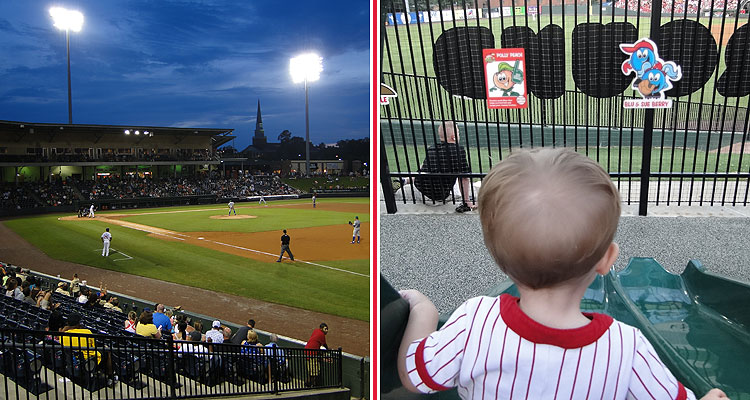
[[398, 148, 727, 400]]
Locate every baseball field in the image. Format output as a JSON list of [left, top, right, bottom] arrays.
[[1, 198, 370, 323]]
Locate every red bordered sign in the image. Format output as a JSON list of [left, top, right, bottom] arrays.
[[483, 48, 528, 109]]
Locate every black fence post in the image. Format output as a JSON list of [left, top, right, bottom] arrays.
[[165, 335, 178, 399], [380, 138, 398, 213], [359, 357, 366, 399], [337, 347, 344, 388], [272, 345, 279, 394], [638, 0, 664, 216]]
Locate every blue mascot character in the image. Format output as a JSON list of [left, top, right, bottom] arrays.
[[621, 39, 660, 83], [638, 63, 681, 99]]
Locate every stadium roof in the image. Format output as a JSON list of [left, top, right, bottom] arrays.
[[0, 119, 235, 148]]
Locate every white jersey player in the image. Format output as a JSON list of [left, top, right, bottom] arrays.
[[101, 228, 112, 257], [89, 204, 95, 218], [259, 194, 267, 206], [350, 216, 360, 244], [228, 201, 236, 215]]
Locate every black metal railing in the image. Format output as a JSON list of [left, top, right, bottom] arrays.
[[379, 0, 750, 214], [0, 327, 343, 400]]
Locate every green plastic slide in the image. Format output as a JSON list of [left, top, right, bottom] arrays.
[[380, 259, 750, 399]]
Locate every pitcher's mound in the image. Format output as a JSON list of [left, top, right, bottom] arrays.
[[210, 215, 257, 220]]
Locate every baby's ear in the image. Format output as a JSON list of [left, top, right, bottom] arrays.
[[595, 243, 619, 275]]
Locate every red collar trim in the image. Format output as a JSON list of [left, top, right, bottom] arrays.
[[499, 294, 613, 349]]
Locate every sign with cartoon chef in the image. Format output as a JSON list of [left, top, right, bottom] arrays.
[[483, 48, 528, 109], [620, 38, 682, 109]]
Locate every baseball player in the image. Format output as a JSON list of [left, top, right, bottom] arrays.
[[101, 228, 112, 257], [276, 229, 294, 262], [228, 200, 236, 216], [89, 204, 95, 218], [349, 216, 361, 244], [259, 194, 267, 206], [312, 194, 317, 208]]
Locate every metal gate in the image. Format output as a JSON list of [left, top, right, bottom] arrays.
[[379, 0, 750, 214]]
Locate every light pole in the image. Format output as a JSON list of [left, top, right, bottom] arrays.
[[289, 53, 323, 177], [50, 7, 84, 124]]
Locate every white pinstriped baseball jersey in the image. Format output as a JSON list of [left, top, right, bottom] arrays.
[[405, 294, 695, 400]]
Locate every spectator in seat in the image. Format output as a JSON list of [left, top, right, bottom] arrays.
[[5, 279, 23, 300], [77, 288, 88, 304], [231, 319, 255, 345], [206, 320, 224, 344], [135, 311, 162, 339], [55, 282, 71, 296], [152, 304, 172, 335], [179, 331, 207, 355], [61, 312, 102, 365], [124, 311, 137, 333], [22, 287, 36, 305]]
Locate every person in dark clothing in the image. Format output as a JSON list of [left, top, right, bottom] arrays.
[[277, 230, 294, 262], [230, 319, 256, 345], [413, 121, 475, 212]]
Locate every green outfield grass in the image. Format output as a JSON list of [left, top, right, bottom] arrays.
[[2, 198, 369, 321]]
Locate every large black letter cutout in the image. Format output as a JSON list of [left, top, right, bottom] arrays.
[[500, 25, 566, 99], [433, 26, 495, 99], [717, 24, 750, 97], [658, 19, 717, 98], [571, 22, 638, 98]]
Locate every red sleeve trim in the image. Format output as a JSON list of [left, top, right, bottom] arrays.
[[415, 338, 450, 392], [675, 382, 687, 400]]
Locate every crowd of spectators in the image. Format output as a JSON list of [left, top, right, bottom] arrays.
[[0, 149, 215, 164], [78, 174, 301, 200], [0, 174, 302, 211], [2, 266, 317, 386], [613, 0, 740, 15], [0, 183, 37, 210]]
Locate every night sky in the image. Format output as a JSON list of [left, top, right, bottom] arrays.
[[0, 1, 370, 150]]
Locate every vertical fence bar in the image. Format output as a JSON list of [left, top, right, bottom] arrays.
[[638, 0, 663, 215]]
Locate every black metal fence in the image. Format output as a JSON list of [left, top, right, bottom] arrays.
[[0, 327, 343, 400], [379, 0, 750, 214]]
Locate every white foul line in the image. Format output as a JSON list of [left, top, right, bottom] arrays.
[[111, 249, 133, 261], [203, 239, 369, 278], [110, 221, 368, 278]]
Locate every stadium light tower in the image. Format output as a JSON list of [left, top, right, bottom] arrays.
[[289, 53, 323, 177], [49, 6, 84, 124]]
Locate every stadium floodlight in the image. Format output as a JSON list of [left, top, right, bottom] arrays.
[[50, 7, 84, 124], [290, 53, 323, 177]]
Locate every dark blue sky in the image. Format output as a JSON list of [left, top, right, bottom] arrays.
[[0, 1, 370, 150]]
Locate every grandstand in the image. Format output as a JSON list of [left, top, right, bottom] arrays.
[[0, 263, 359, 399], [0, 120, 311, 216]]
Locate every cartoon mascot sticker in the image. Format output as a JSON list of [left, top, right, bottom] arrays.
[[620, 38, 682, 108]]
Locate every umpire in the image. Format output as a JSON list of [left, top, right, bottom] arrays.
[[276, 229, 295, 262]]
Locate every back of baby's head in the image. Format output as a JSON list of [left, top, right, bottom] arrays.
[[478, 148, 620, 289]]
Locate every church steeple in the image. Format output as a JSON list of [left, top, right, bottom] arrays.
[[252, 99, 267, 147]]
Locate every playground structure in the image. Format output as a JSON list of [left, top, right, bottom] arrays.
[[380, 258, 750, 399]]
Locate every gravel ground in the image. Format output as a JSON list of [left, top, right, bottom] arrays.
[[380, 212, 750, 314]]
